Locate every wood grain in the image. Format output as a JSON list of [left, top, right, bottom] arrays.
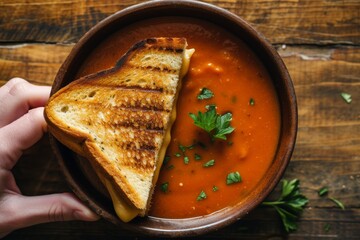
[[2, 44, 359, 238], [0, 0, 359, 238], [0, 44, 72, 86], [0, 0, 359, 45]]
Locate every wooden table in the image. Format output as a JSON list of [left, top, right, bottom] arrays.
[[1, 0, 359, 239]]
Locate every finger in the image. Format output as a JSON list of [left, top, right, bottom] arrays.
[[0, 78, 51, 127], [0, 107, 47, 170], [0, 169, 21, 194], [1, 193, 99, 235]]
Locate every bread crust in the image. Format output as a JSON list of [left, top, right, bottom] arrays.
[[44, 38, 187, 211]]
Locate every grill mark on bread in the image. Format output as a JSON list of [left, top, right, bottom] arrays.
[[120, 148, 156, 170], [143, 66, 177, 74], [147, 46, 184, 53], [44, 37, 188, 212], [113, 103, 169, 112], [111, 108, 167, 130], [77, 82, 170, 94], [66, 94, 171, 112], [112, 127, 163, 148], [123, 142, 156, 151], [99, 127, 162, 150], [60, 100, 170, 130], [113, 85, 168, 94]]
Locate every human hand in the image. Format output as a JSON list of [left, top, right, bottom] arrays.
[[0, 78, 99, 238]]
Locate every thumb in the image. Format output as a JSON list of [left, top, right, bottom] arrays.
[[4, 193, 99, 233]]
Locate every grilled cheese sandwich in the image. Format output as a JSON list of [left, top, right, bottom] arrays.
[[45, 37, 194, 222]]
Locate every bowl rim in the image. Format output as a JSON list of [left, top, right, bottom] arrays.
[[50, 0, 297, 237]]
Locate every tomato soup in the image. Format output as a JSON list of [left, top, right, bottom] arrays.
[[76, 17, 280, 219]]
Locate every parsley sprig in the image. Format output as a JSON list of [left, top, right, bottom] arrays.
[[262, 179, 308, 232], [197, 88, 214, 100], [189, 105, 235, 140]]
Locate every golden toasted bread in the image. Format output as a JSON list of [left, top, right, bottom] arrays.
[[44, 37, 194, 221]]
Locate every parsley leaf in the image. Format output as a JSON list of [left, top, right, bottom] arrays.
[[189, 107, 217, 133], [213, 113, 235, 140], [194, 153, 202, 161], [324, 223, 331, 232], [163, 155, 171, 165], [213, 186, 219, 192], [329, 197, 345, 210], [184, 156, 189, 165], [205, 104, 216, 110], [166, 164, 174, 170], [189, 106, 235, 140], [197, 88, 214, 100], [249, 98, 255, 106], [340, 92, 352, 104], [197, 190, 207, 201], [226, 172, 242, 185], [318, 186, 329, 196], [161, 182, 169, 193], [203, 159, 215, 167], [317, 186, 345, 209], [179, 144, 187, 153], [262, 179, 308, 232]]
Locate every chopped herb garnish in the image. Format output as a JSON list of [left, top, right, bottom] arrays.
[[194, 153, 202, 161], [249, 98, 255, 106], [179, 144, 186, 153], [189, 106, 235, 141], [161, 182, 169, 193], [262, 179, 308, 232], [166, 164, 174, 170], [188, 144, 196, 150], [227, 141, 233, 146], [324, 223, 331, 232], [213, 186, 219, 192], [206, 104, 216, 111], [226, 172, 241, 185], [197, 88, 214, 100], [184, 156, 189, 164], [329, 197, 345, 210], [213, 113, 235, 140], [197, 190, 207, 201], [174, 152, 182, 157], [340, 92, 352, 104], [189, 108, 217, 133], [205, 104, 216, 110], [179, 143, 197, 153], [318, 187, 329, 196], [203, 159, 215, 168], [317, 186, 345, 210], [163, 155, 171, 165]]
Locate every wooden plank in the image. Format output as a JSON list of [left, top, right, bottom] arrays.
[[13, 138, 360, 211], [0, 44, 72, 86], [279, 46, 360, 162], [2, 44, 359, 238], [6, 207, 360, 239], [0, 0, 359, 45]]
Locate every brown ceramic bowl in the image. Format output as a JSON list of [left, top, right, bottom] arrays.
[[49, 0, 297, 237]]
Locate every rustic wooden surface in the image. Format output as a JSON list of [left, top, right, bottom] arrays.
[[0, 0, 359, 239]]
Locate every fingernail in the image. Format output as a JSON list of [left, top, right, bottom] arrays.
[[74, 209, 100, 221]]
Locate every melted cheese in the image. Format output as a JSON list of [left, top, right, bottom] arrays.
[[97, 48, 194, 222], [103, 178, 140, 222], [181, 48, 195, 78]]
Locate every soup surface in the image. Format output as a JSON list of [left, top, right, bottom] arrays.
[[76, 17, 280, 219]]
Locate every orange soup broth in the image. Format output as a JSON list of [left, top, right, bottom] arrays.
[[77, 17, 280, 219]]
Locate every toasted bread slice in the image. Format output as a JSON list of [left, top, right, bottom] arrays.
[[45, 38, 194, 221]]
